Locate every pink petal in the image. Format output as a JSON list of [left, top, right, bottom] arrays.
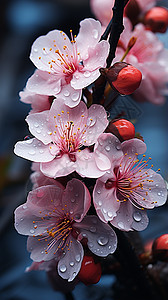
[[75, 149, 106, 178], [26, 70, 61, 96], [121, 138, 147, 156], [27, 235, 61, 262], [94, 133, 123, 169], [75, 215, 117, 257], [14, 138, 54, 162], [93, 179, 120, 223], [30, 171, 58, 189], [110, 201, 149, 231], [58, 84, 82, 108], [71, 69, 100, 90], [142, 169, 167, 207], [62, 179, 91, 222], [76, 18, 102, 60], [19, 88, 51, 113], [26, 111, 52, 145], [40, 154, 76, 178], [30, 30, 73, 73], [83, 104, 109, 146], [84, 40, 109, 70], [49, 98, 87, 135], [58, 236, 84, 282]]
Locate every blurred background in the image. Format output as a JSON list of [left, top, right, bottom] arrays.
[[0, 1, 168, 299]]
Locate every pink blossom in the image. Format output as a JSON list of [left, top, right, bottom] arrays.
[[26, 18, 109, 107], [14, 99, 109, 178], [115, 18, 168, 104], [19, 88, 53, 114], [15, 179, 117, 281], [93, 133, 167, 231]]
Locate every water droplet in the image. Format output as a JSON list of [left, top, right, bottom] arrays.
[[157, 192, 161, 196], [39, 150, 44, 154], [36, 128, 41, 134], [118, 221, 124, 229], [29, 149, 36, 155], [20, 218, 23, 221], [63, 90, 70, 97], [69, 185, 73, 191], [88, 242, 93, 248], [22, 204, 27, 209], [34, 122, 39, 128], [105, 145, 110, 152], [97, 236, 108, 246], [108, 139, 112, 144], [84, 71, 91, 78], [155, 184, 158, 187], [97, 190, 101, 194], [75, 254, 81, 262], [59, 264, 67, 273], [41, 250, 44, 254], [54, 87, 59, 93], [70, 261, 74, 267], [33, 48, 38, 52], [92, 29, 98, 39], [98, 200, 102, 206], [30, 229, 35, 234], [26, 139, 33, 144], [72, 92, 79, 101], [70, 209, 73, 214], [99, 140, 103, 146], [75, 193, 78, 197], [116, 145, 121, 150], [103, 208, 107, 214], [90, 226, 96, 233], [133, 212, 142, 222], [71, 198, 75, 203], [161, 193, 165, 197], [107, 211, 113, 218]]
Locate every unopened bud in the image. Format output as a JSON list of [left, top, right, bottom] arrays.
[[78, 255, 102, 285], [124, 0, 140, 26], [152, 234, 168, 261], [101, 62, 142, 95], [144, 7, 168, 33]]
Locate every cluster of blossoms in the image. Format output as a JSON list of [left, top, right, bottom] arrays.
[[14, 1, 167, 291]]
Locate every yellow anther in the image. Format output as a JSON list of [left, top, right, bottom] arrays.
[[43, 48, 45, 50], [49, 48, 52, 51], [143, 154, 146, 157], [39, 57, 41, 59]]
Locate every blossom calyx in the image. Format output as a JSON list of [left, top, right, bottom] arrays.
[[144, 7, 168, 33], [101, 62, 142, 95]]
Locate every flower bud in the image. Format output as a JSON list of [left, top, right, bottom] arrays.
[[124, 0, 140, 26], [144, 7, 168, 33], [106, 119, 135, 142], [152, 234, 168, 261], [78, 255, 102, 285], [101, 62, 142, 95]]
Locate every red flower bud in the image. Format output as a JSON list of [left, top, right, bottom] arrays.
[[124, 0, 140, 26], [144, 7, 168, 33], [78, 255, 102, 285], [112, 64, 142, 95], [113, 119, 135, 140], [152, 234, 168, 261]]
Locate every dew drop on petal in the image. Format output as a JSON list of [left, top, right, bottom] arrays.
[[88, 242, 93, 248], [98, 200, 102, 206], [155, 184, 158, 187], [105, 145, 110, 152], [157, 192, 161, 196], [116, 145, 121, 150], [33, 48, 38, 52], [63, 90, 70, 97], [70, 261, 74, 267], [97, 190, 101, 194], [71, 198, 75, 203], [71, 92, 79, 101], [29, 149, 36, 155], [36, 190, 44, 198], [26, 139, 33, 144], [90, 226, 96, 233], [133, 212, 142, 222], [75, 254, 81, 262], [97, 236, 109, 246], [107, 211, 113, 218], [84, 71, 91, 78], [34, 122, 39, 128], [92, 29, 98, 39], [36, 128, 41, 134], [59, 264, 67, 273], [30, 229, 35, 234], [39, 150, 44, 154], [118, 221, 125, 229], [22, 204, 27, 209]]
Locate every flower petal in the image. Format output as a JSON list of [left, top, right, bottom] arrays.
[[58, 84, 82, 108], [110, 201, 149, 232], [26, 111, 51, 145], [76, 215, 117, 257], [30, 29, 73, 73], [40, 154, 76, 178], [58, 236, 84, 282], [75, 149, 106, 178], [14, 138, 54, 162], [76, 18, 102, 60], [93, 179, 120, 223], [84, 40, 109, 70], [121, 138, 147, 157], [62, 179, 91, 222], [83, 104, 108, 146], [30, 171, 58, 189], [26, 70, 61, 96]]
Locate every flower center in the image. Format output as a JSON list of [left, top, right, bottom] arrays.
[[49, 110, 94, 160]]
